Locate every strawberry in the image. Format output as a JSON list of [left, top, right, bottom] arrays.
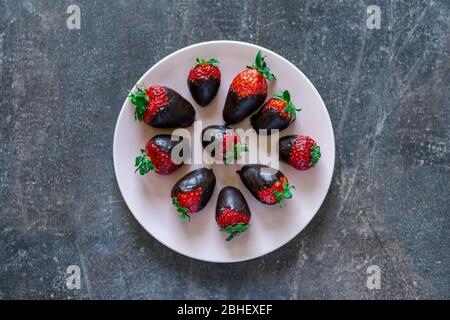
[[279, 135, 321, 170], [188, 58, 221, 106], [251, 90, 301, 134], [216, 187, 251, 241], [128, 85, 195, 128], [135, 135, 186, 176], [223, 50, 275, 124], [171, 168, 216, 221], [237, 164, 295, 206], [201, 125, 248, 164]]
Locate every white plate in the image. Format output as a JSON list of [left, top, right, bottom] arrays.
[[113, 41, 335, 263]]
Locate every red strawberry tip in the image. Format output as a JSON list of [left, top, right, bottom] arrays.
[[273, 178, 295, 206], [195, 57, 219, 67], [247, 50, 275, 81], [224, 143, 249, 164], [274, 90, 301, 118], [310, 144, 321, 166], [172, 197, 190, 222], [128, 86, 149, 121], [219, 222, 251, 241], [135, 149, 155, 175]]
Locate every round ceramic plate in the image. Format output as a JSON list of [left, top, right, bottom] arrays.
[[113, 40, 335, 263]]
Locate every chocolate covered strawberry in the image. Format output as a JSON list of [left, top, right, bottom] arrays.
[[128, 85, 195, 128], [237, 164, 295, 206], [188, 58, 221, 106], [251, 90, 301, 134], [171, 168, 216, 221], [279, 135, 321, 170], [135, 135, 186, 176], [223, 50, 275, 124], [201, 125, 248, 164], [216, 187, 251, 241]]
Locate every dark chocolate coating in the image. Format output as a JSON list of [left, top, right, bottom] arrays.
[[278, 135, 298, 165], [201, 125, 234, 158], [216, 187, 251, 221], [151, 134, 187, 166], [188, 78, 220, 107], [236, 164, 285, 203], [150, 87, 195, 128], [171, 168, 216, 211], [250, 108, 291, 135], [223, 90, 266, 125]]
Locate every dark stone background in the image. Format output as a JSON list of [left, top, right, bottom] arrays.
[[0, 0, 448, 299]]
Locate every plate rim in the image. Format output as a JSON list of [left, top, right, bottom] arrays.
[[113, 40, 336, 263]]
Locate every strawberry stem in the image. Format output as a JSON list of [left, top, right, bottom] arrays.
[[273, 178, 295, 206], [247, 50, 275, 81], [172, 198, 190, 222], [224, 143, 248, 164], [310, 144, 321, 166], [135, 149, 156, 175], [274, 90, 301, 119], [219, 222, 251, 241], [195, 58, 219, 67], [128, 87, 149, 121]]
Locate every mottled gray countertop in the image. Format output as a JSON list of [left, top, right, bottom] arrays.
[[0, 0, 449, 299]]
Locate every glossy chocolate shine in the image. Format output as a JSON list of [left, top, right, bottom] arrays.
[[278, 135, 298, 164], [188, 78, 220, 107], [171, 168, 216, 210], [151, 134, 186, 165], [215, 186, 251, 221], [201, 125, 233, 157], [223, 90, 266, 125], [150, 87, 195, 128], [250, 108, 291, 135], [237, 164, 285, 202]]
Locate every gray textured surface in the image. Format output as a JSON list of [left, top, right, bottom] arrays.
[[0, 0, 449, 299]]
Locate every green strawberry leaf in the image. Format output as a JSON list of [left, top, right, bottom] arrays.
[[274, 90, 301, 119], [195, 57, 219, 67], [274, 178, 296, 207], [219, 222, 251, 241], [224, 143, 249, 164], [134, 149, 156, 175], [247, 50, 276, 81], [128, 87, 149, 121], [172, 198, 190, 222], [310, 144, 321, 166], [255, 50, 263, 68]]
